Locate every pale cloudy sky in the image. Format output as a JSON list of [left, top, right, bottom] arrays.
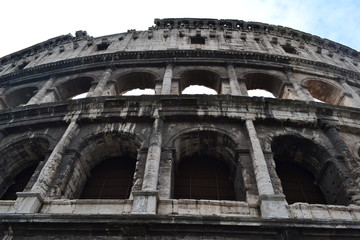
[[0, 0, 359, 58]]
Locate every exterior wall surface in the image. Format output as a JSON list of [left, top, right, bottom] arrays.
[[0, 18, 360, 239]]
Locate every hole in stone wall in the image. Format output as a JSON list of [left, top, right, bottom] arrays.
[[282, 45, 297, 54], [190, 36, 206, 44], [182, 85, 217, 95]]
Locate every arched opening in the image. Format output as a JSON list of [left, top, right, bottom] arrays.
[[305, 80, 342, 104], [271, 135, 349, 205], [174, 156, 235, 200], [80, 157, 136, 199], [179, 70, 221, 94], [1, 164, 38, 200], [244, 73, 284, 98], [116, 72, 156, 95], [172, 131, 244, 201], [275, 161, 326, 204], [57, 77, 92, 100], [66, 132, 140, 199], [0, 138, 49, 200], [6, 87, 37, 107]]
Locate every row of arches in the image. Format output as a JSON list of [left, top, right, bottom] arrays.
[[1, 69, 351, 108], [0, 129, 352, 206]]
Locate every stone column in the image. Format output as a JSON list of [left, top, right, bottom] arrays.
[[12, 120, 79, 213], [238, 77, 249, 96], [88, 68, 113, 97], [132, 110, 163, 214], [318, 119, 360, 204], [27, 75, 56, 105], [161, 64, 173, 95], [245, 119, 289, 218], [227, 64, 241, 96], [283, 68, 313, 101], [0, 88, 8, 110]]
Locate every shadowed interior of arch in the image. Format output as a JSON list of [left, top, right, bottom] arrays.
[[117, 72, 156, 96], [174, 155, 235, 200], [179, 70, 221, 94], [6, 87, 37, 107], [0, 164, 38, 200], [271, 135, 349, 205], [58, 77, 92, 100], [80, 157, 136, 199], [244, 73, 284, 98]]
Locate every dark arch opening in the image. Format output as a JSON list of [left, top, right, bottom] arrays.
[[179, 70, 221, 94], [275, 161, 326, 204], [80, 157, 136, 199], [0, 138, 49, 200], [244, 73, 284, 98], [271, 135, 349, 205], [174, 155, 236, 200], [0, 164, 38, 200], [172, 130, 244, 201], [6, 87, 37, 107], [57, 77, 92, 100], [116, 72, 156, 95]]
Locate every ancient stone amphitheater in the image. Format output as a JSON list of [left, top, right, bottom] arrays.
[[0, 18, 360, 239]]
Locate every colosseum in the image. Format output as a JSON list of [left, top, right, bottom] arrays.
[[0, 18, 360, 239]]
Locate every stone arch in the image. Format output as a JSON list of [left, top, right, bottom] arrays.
[[242, 72, 286, 98], [271, 134, 350, 205], [0, 137, 50, 200], [178, 69, 222, 94], [302, 78, 343, 104], [65, 131, 142, 199], [5, 86, 38, 107], [55, 76, 93, 100], [170, 129, 245, 201], [114, 71, 159, 95]]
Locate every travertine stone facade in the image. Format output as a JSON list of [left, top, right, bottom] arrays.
[[0, 18, 360, 239]]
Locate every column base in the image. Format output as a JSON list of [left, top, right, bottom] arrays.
[[259, 194, 289, 219], [12, 192, 43, 213], [131, 190, 158, 214]]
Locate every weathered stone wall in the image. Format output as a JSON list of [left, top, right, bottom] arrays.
[[0, 18, 360, 239]]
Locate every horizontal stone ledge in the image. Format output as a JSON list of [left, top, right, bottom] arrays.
[[0, 95, 358, 129]]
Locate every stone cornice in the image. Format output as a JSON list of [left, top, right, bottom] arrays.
[[1, 95, 359, 133], [1, 50, 360, 85], [155, 18, 359, 58]]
